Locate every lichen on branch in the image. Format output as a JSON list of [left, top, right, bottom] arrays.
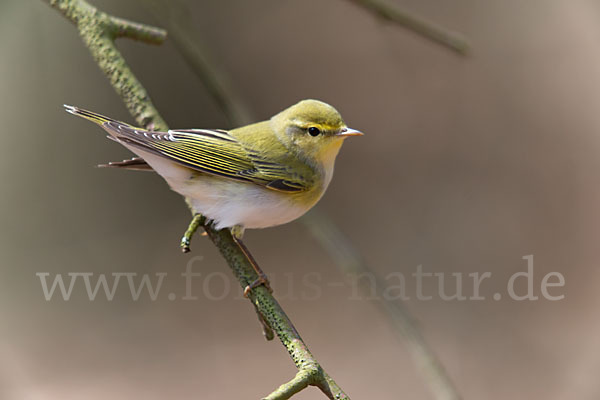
[[44, 0, 168, 129]]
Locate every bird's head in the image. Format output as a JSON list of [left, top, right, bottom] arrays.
[[271, 99, 363, 164]]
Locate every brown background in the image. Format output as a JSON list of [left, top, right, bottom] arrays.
[[1, 0, 599, 399]]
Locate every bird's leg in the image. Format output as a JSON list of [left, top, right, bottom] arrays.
[[230, 226, 273, 297], [180, 213, 205, 253]]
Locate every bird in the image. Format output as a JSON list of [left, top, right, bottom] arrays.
[[65, 99, 363, 294]]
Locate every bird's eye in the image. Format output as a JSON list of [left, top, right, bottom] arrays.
[[308, 127, 321, 137]]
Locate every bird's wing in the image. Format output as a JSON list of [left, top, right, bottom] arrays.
[[104, 122, 309, 193], [64, 105, 310, 192]]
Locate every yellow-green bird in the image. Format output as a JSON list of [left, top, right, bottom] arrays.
[[65, 99, 362, 293]]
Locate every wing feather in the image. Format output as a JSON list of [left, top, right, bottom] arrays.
[[101, 122, 308, 192]]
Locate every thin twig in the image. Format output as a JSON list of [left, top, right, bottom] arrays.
[[143, 0, 252, 127], [109, 15, 167, 44], [43, 1, 349, 399], [168, 23, 253, 127], [346, 0, 470, 55]]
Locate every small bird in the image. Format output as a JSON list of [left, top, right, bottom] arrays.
[[65, 99, 363, 293]]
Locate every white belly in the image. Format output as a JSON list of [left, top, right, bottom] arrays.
[[125, 146, 320, 230], [183, 175, 314, 229]]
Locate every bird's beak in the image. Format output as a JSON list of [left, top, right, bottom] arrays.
[[336, 127, 364, 137]]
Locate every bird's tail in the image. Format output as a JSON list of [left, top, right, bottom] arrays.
[[64, 104, 154, 171], [64, 104, 126, 127]]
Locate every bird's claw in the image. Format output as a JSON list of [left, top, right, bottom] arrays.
[[243, 275, 273, 297]]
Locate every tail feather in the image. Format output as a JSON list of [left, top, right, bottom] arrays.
[[65, 105, 154, 172], [98, 157, 154, 171], [64, 105, 130, 127]]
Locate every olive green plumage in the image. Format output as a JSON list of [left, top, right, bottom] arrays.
[[65, 99, 363, 235]]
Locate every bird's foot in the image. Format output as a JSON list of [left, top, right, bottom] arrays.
[[243, 273, 273, 297]]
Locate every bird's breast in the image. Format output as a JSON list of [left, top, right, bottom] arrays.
[[179, 173, 324, 230]]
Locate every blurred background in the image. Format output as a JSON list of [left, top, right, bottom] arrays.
[[1, 0, 599, 398]]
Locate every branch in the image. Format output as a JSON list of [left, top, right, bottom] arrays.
[[143, 0, 252, 127], [110, 15, 167, 44], [146, 3, 462, 399], [43, 1, 349, 399], [43, 0, 168, 130], [205, 222, 348, 400], [346, 0, 470, 55], [168, 23, 252, 127]]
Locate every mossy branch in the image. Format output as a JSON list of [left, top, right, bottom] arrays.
[[43, 0, 349, 399], [43, 0, 168, 130], [346, 0, 470, 55], [205, 222, 348, 400]]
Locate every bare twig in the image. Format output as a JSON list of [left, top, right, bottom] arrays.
[[110, 15, 167, 44], [346, 0, 470, 55], [43, 1, 349, 399], [143, 0, 252, 127], [168, 23, 253, 127]]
